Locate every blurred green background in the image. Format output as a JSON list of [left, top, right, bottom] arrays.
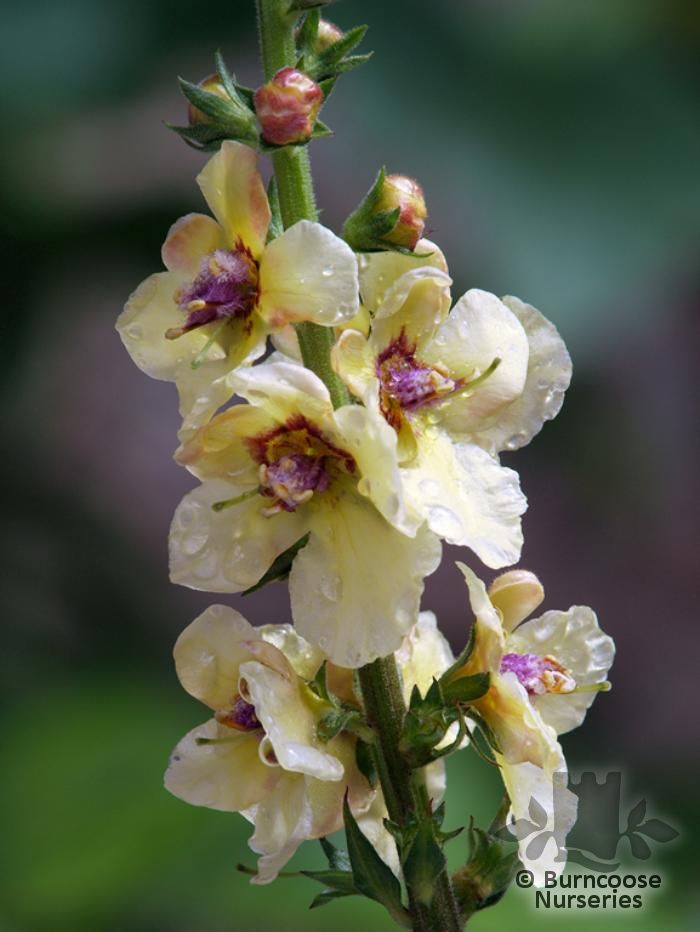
[[1, 0, 698, 929]]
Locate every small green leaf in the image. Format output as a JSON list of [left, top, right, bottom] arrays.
[[441, 623, 477, 682], [344, 796, 411, 927], [403, 820, 447, 907], [316, 25, 368, 68], [309, 889, 355, 909], [295, 9, 320, 57], [301, 868, 357, 894], [442, 673, 490, 704], [241, 533, 310, 594], [311, 118, 334, 138], [355, 739, 378, 788]]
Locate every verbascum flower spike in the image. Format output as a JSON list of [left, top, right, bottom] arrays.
[[169, 360, 441, 668], [254, 67, 324, 146], [117, 140, 358, 438], [446, 563, 614, 884], [164, 604, 372, 883]]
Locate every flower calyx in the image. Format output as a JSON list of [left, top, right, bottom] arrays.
[[343, 167, 429, 255], [170, 52, 260, 152], [295, 10, 372, 92], [451, 815, 520, 920]]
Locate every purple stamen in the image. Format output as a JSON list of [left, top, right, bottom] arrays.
[[261, 453, 330, 511], [376, 330, 455, 425], [216, 695, 261, 731], [500, 653, 575, 696], [169, 247, 259, 337]]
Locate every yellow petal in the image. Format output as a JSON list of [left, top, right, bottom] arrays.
[[395, 610, 455, 702], [401, 431, 526, 567], [196, 141, 270, 257], [164, 718, 279, 812], [331, 328, 376, 400], [174, 604, 260, 708], [228, 359, 334, 425], [370, 267, 452, 354], [359, 238, 448, 313], [240, 660, 344, 781], [176, 404, 275, 482], [161, 212, 225, 275], [488, 570, 545, 633], [507, 606, 615, 735], [290, 500, 441, 667], [259, 220, 359, 327], [169, 479, 310, 592]]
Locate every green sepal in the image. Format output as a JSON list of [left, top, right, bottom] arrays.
[[320, 835, 351, 871], [177, 77, 258, 146], [355, 738, 379, 788], [343, 796, 411, 927], [308, 660, 332, 704], [266, 177, 284, 243], [441, 623, 477, 683], [399, 678, 460, 766], [311, 117, 334, 138], [442, 672, 490, 704], [317, 705, 374, 743], [343, 167, 413, 254], [301, 868, 357, 895], [295, 9, 321, 59], [467, 709, 502, 756], [452, 817, 520, 918], [402, 819, 447, 908], [241, 533, 310, 594], [309, 889, 354, 909], [288, 0, 336, 11]]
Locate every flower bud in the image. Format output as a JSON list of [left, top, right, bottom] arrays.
[[187, 73, 230, 126], [376, 175, 427, 251], [342, 168, 429, 254], [315, 18, 345, 53], [254, 67, 323, 146]]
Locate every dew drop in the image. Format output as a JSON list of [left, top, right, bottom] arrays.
[[321, 266, 334, 278], [357, 476, 371, 496], [126, 325, 143, 340], [194, 549, 218, 579], [318, 636, 328, 650]]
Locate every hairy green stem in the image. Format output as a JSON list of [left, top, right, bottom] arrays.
[[256, 2, 460, 927]]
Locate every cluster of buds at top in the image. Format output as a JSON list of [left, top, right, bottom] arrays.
[[170, 13, 370, 154], [342, 167, 429, 254]]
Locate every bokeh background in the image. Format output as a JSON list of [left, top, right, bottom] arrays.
[[1, 0, 698, 929]]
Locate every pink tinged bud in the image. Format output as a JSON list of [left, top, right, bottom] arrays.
[[254, 67, 323, 146], [188, 73, 229, 126], [377, 174, 428, 251]]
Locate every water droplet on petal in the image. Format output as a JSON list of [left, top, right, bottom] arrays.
[[357, 477, 371, 496], [321, 266, 334, 278], [183, 529, 208, 556], [126, 325, 142, 340]]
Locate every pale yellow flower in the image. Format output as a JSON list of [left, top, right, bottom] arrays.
[[332, 248, 572, 568], [117, 140, 359, 438], [164, 604, 371, 883], [169, 360, 441, 668], [449, 564, 613, 883]]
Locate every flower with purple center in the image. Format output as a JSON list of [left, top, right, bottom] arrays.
[[170, 359, 441, 668], [444, 564, 613, 884], [167, 247, 259, 338], [333, 246, 572, 570], [215, 694, 262, 731], [164, 604, 372, 883], [500, 652, 575, 696], [117, 140, 359, 440]]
